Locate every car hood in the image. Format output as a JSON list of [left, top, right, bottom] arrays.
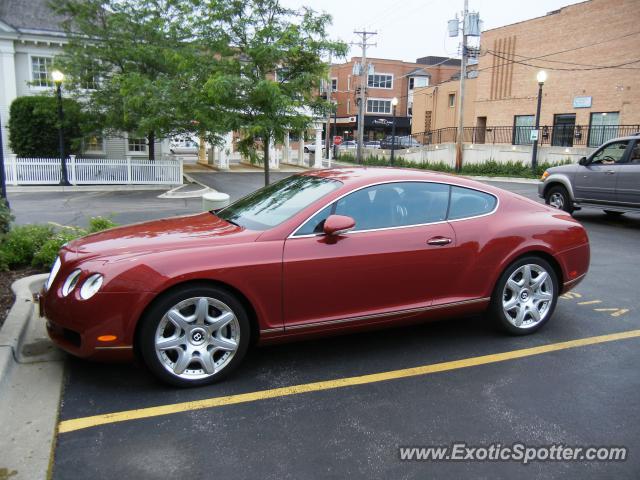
[[61, 212, 260, 263]]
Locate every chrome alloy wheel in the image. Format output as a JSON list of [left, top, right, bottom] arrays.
[[502, 264, 554, 329], [154, 297, 240, 380], [548, 192, 565, 210]]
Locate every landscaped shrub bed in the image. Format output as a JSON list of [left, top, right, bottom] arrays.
[[0, 212, 118, 271], [337, 153, 570, 179]]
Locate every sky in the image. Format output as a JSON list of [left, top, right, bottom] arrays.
[[281, 0, 584, 63]]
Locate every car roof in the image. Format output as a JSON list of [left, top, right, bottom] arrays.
[[604, 134, 640, 143], [301, 167, 503, 194]]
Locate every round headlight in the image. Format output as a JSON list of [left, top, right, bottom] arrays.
[[61, 269, 82, 297], [79, 274, 103, 300], [45, 257, 61, 291]]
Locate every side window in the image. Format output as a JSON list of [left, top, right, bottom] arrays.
[[295, 205, 333, 236], [295, 182, 453, 235], [591, 141, 629, 164], [334, 182, 449, 231], [448, 186, 497, 220], [629, 141, 640, 164]]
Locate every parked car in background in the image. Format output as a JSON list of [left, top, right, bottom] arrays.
[[364, 140, 381, 149], [338, 140, 358, 150], [42, 168, 589, 387], [539, 133, 640, 215], [170, 136, 200, 155], [380, 136, 422, 150], [304, 143, 326, 153]]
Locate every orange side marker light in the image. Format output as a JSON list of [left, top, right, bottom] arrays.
[[97, 335, 117, 342]]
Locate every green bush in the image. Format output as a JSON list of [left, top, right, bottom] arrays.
[[0, 225, 53, 270], [8, 96, 85, 157], [0, 199, 13, 235], [32, 230, 82, 269], [0, 216, 119, 271], [88, 216, 118, 233], [337, 153, 571, 179]]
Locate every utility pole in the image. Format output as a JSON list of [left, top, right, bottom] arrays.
[[352, 29, 377, 164], [455, 0, 468, 173]]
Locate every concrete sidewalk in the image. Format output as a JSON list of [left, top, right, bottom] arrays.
[[0, 274, 64, 480]]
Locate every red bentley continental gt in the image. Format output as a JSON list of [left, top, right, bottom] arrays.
[[41, 168, 590, 387]]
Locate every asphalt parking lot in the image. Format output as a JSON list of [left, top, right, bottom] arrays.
[[10, 174, 640, 479]]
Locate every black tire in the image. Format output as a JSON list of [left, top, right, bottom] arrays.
[[139, 284, 250, 387], [489, 256, 559, 335], [603, 210, 624, 216], [545, 185, 574, 214], [304, 147, 309, 153]]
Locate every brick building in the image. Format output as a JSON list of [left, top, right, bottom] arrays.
[[328, 56, 460, 141], [412, 0, 640, 148]]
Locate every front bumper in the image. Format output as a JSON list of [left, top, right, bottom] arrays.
[[41, 287, 155, 361]]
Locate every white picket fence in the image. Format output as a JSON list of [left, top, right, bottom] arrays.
[[3, 155, 183, 186]]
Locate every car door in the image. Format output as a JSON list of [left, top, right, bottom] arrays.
[[282, 182, 458, 329], [615, 140, 640, 206], [573, 140, 630, 202]]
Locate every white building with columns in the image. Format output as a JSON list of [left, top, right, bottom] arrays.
[[0, 0, 169, 159]]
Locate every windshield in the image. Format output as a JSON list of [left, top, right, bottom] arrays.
[[216, 175, 342, 231]]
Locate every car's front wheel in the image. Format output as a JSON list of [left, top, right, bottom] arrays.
[[545, 185, 573, 213], [139, 284, 250, 387], [304, 147, 309, 153], [489, 256, 559, 335]]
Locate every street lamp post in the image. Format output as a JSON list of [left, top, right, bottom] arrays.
[[0, 115, 8, 207], [531, 70, 547, 174], [52, 70, 70, 186], [390, 97, 398, 165]]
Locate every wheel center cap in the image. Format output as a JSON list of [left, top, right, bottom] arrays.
[[190, 328, 207, 345], [520, 290, 530, 301]]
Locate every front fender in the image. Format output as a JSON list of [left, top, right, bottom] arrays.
[[540, 174, 576, 200]]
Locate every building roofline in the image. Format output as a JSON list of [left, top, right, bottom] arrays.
[[481, 0, 591, 34]]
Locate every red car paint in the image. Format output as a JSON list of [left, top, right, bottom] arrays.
[[41, 168, 590, 361]]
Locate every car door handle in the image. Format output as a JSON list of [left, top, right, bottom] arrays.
[[605, 170, 616, 175], [427, 236, 452, 246]]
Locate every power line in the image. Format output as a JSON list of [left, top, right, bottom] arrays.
[[485, 50, 640, 72]]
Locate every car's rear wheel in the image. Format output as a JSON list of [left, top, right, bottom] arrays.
[[545, 185, 573, 213], [304, 147, 309, 153], [603, 210, 624, 216], [139, 285, 250, 387], [489, 256, 558, 335]]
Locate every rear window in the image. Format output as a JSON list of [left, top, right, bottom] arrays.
[[448, 186, 497, 220]]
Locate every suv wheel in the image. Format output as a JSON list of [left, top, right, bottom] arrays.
[[545, 185, 574, 214]]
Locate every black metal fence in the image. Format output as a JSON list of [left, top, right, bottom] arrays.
[[411, 125, 640, 148]]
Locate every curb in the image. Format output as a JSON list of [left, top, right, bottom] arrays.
[[467, 175, 540, 185], [0, 274, 50, 384]]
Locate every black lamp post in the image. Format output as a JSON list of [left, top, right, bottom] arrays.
[[0, 115, 8, 207], [531, 70, 547, 173], [390, 96, 398, 165], [52, 70, 70, 186]]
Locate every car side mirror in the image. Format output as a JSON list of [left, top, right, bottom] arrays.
[[323, 215, 355, 236], [578, 157, 588, 166]]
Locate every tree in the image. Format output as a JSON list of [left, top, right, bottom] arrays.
[[196, 0, 347, 185], [51, 0, 231, 160], [8, 96, 85, 157]]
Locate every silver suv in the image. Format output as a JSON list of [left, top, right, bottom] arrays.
[[538, 134, 640, 216]]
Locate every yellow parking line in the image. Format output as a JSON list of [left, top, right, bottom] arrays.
[[57, 329, 640, 434]]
